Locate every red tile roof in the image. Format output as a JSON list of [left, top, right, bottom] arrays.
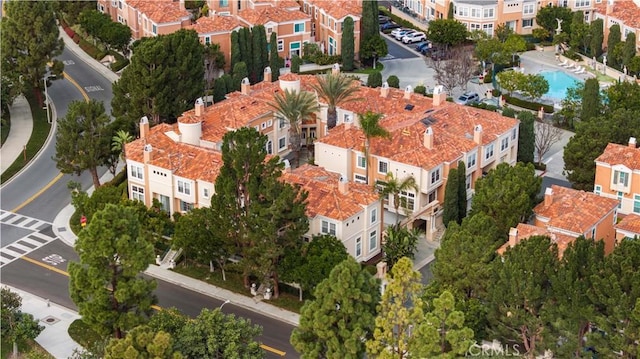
[[594, 1, 640, 29], [535, 185, 619, 235], [281, 164, 379, 220], [128, 0, 190, 24], [188, 14, 244, 34], [595, 142, 640, 170], [307, 0, 362, 20], [616, 213, 640, 237], [238, 6, 310, 24], [498, 223, 576, 257]]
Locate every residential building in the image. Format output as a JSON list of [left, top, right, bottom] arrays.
[[314, 85, 519, 239], [300, 0, 362, 56], [593, 0, 640, 54], [499, 223, 576, 257], [188, 15, 244, 70], [615, 213, 640, 240], [281, 164, 384, 261], [594, 137, 640, 216], [97, 0, 191, 40]]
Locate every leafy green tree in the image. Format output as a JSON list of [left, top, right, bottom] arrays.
[[232, 61, 248, 91], [590, 19, 604, 57], [291, 55, 302, 73], [628, 56, 640, 75], [112, 30, 204, 128], [386, 75, 400, 88], [54, 100, 112, 189], [503, 33, 527, 64], [1, 287, 45, 358], [426, 19, 467, 49], [473, 33, 502, 66], [623, 33, 637, 67], [53, 0, 97, 25], [470, 162, 541, 235], [570, 11, 591, 54], [341, 17, 355, 71], [496, 70, 522, 95], [268, 88, 319, 166], [104, 326, 183, 359], [383, 225, 420, 270], [517, 111, 535, 164], [535, 6, 573, 36], [366, 257, 424, 358], [488, 236, 559, 357], [203, 43, 225, 91], [379, 172, 419, 227], [292, 258, 380, 358], [69, 204, 157, 339], [360, 36, 388, 66], [580, 78, 601, 121], [1, 56, 23, 114], [443, 167, 460, 227], [101, 21, 132, 53], [607, 24, 622, 67], [1, 1, 64, 91], [147, 308, 189, 336], [310, 72, 360, 129], [360, 111, 391, 184], [230, 31, 241, 71], [213, 78, 227, 103], [433, 213, 502, 300], [521, 74, 549, 100], [367, 72, 383, 88], [269, 32, 281, 81], [494, 24, 513, 43]]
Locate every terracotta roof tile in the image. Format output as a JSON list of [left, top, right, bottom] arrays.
[[252, 0, 302, 10], [498, 223, 576, 257], [128, 0, 190, 24], [535, 185, 619, 235], [238, 6, 310, 24], [281, 164, 379, 220], [308, 0, 362, 20], [616, 213, 640, 237], [188, 15, 244, 34], [595, 142, 640, 170], [594, 1, 640, 28]]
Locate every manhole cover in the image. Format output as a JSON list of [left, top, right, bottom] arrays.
[[41, 316, 60, 325]]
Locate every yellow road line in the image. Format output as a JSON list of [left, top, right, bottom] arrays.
[[19, 257, 283, 355], [63, 72, 90, 102], [11, 173, 64, 212]]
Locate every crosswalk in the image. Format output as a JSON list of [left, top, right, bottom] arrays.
[[0, 210, 57, 268]]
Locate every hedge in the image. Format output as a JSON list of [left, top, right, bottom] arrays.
[[378, 7, 425, 32], [111, 57, 129, 72], [64, 27, 76, 38], [504, 95, 554, 113]]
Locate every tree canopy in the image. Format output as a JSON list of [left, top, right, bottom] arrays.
[[1, 287, 45, 358], [535, 6, 573, 37], [341, 17, 355, 71], [426, 19, 467, 48]]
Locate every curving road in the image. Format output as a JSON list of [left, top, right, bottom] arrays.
[[0, 45, 296, 357]]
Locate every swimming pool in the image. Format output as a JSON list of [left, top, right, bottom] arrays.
[[540, 70, 582, 100]]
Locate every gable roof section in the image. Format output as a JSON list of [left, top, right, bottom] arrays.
[[616, 213, 640, 237], [281, 164, 379, 221], [498, 223, 576, 257], [595, 142, 640, 170], [188, 14, 244, 34], [594, 1, 640, 29], [238, 6, 310, 25], [535, 185, 619, 235], [307, 0, 362, 20], [128, 0, 190, 24]]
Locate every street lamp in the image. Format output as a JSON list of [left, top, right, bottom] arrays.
[[43, 74, 56, 124], [219, 299, 231, 310]]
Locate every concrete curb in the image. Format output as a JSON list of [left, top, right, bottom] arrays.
[[59, 26, 120, 84]]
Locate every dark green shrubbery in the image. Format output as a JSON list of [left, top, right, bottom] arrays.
[[414, 85, 427, 95], [504, 95, 554, 113]]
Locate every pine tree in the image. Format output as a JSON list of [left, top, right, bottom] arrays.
[[222, 74, 234, 95], [251, 25, 266, 83], [443, 167, 460, 227], [517, 111, 535, 164], [257, 25, 269, 76], [232, 62, 248, 91], [269, 32, 281, 81], [580, 78, 601, 121], [590, 19, 604, 57], [607, 24, 621, 67], [360, 0, 379, 43], [457, 160, 467, 221], [341, 17, 355, 71], [239, 27, 253, 79], [213, 78, 227, 103], [447, 2, 454, 19], [230, 31, 241, 72], [622, 33, 636, 67]]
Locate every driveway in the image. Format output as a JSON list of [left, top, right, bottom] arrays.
[[381, 34, 420, 60]]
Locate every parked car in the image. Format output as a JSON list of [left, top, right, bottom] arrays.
[[381, 22, 402, 30], [479, 97, 501, 108], [415, 41, 432, 52], [379, 15, 390, 24], [394, 29, 415, 41], [454, 92, 480, 105], [402, 32, 426, 44]]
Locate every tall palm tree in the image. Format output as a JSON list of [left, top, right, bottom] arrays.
[[379, 171, 419, 228], [111, 129, 134, 161], [268, 89, 319, 166], [310, 72, 361, 130], [359, 111, 390, 185]]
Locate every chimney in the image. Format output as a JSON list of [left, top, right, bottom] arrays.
[[264, 66, 272, 83], [508, 227, 519, 247], [143, 144, 153, 163], [606, 0, 613, 14], [432, 85, 446, 106], [376, 261, 388, 280], [424, 126, 434, 149], [404, 85, 413, 100], [194, 97, 205, 117], [380, 82, 390, 98], [544, 187, 554, 207], [179, 0, 186, 11], [629, 137, 637, 148], [338, 175, 349, 194], [473, 124, 483, 145], [332, 63, 340, 75], [241, 77, 250, 95], [140, 116, 150, 139]]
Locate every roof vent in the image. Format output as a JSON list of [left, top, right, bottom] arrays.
[[404, 104, 415, 111]]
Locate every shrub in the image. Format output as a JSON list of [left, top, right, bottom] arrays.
[[491, 89, 502, 97], [501, 107, 517, 118], [414, 85, 427, 95], [59, 17, 69, 29], [386, 75, 400, 88], [73, 34, 81, 44], [367, 72, 382, 88], [79, 39, 100, 59], [483, 73, 493, 83], [110, 58, 129, 72], [314, 54, 342, 66], [291, 56, 302, 73], [504, 95, 554, 113]]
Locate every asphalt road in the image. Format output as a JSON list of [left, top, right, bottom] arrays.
[[381, 34, 420, 60]]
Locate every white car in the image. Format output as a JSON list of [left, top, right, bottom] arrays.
[[390, 28, 409, 38], [402, 32, 426, 44], [394, 29, 416, 41]]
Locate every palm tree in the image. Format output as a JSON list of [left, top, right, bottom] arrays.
[[359, 111, 390, 185], [379, 171, 419, 228], [310, 72, 361, 130], [111, 129, 133, 161], [267, 89, 319, 166]]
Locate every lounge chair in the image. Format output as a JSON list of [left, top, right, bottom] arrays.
[[565, 62, 576, 69], [573, 66, 583, 73], [575, 67, 586, 75], [558, 59, 568, 67]]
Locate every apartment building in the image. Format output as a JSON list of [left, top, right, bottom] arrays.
[[97, 0, 191, 39], [300, 0, 362, 56], [593, 0, 640, 53], [615, 213, 640, 240], [314, 85, 519, 239], [594, 137, 640, 216], [188, 15, 244, 69]]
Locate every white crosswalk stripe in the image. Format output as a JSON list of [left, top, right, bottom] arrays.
[[0, 210, 51, 231], [0, 211, 57, 268]]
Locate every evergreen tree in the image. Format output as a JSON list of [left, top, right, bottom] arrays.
[[239, 27, 253, 79], [1, 288, 45, 358], [104, 326, 182, 359], [447, 2, 454, 19], [341, 17, 355, 71], [607, 24, 621, 67], [69, 204, 157, 339], [213, 78, 227, 103], [580, 78, 601, 121], [590, 19, 604, 57], [1, 1, 64, 91], [230, 31, 241, 72], [251, 25, 267, 82], [622, 33, 637, 67], [443, 167, 460, 227], [291, 258, 380, 358], [457, 160, 467, 221], [269, 32, 281, 81], [222, 74, 234, 95], [291, 55, 302, 73], [259, 27, 269, 75], [232, 62, 248, 91], [367, 72, 383, 88], [517, 111, 536, 164], [360, 0, 380, 43], [382, 226, 420, 269], [569, 11, 585, 50]]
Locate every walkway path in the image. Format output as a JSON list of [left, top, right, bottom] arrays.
[[1, 95, 33, 175]]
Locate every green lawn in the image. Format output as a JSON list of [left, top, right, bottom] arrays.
[[0, 91, 52, 184], [1, 338, 54, 359], [68, 319, 102, 349], [353, 62, 384, 74]]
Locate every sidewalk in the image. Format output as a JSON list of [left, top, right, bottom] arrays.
[[59, 26, 120, 84], [1, 95, 33, 174]]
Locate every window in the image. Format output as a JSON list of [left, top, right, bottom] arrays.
[[159, 195, 170, 213], [203, 188, 210, 198], [575, 0, 590, 7], [267, 119, 273, 127], [466, 174, 472, 190], [485, 143, 494, 160], [371, 208, 377, 224], [118, 0, 122, 9], [294, 22, 305, 33], [523, 19, 534, 28], [132, 185, 144, 202], [378, 161, 388, 174], [590, 227, 596, 239], [470, 8, 481, 18], [482, 23, 494, 36], [613, 170, 630, 187], [278, 137, 286, 151], [130, 165, 143, 180], [266, 140, 273, 154], [430, 168, 441, 184], [355, 237, 362, 257], [261, 122, 267, 129], [594, 185, 602, 195], [328, 37, 336, 55], [354, 174, 367, 183], [456, 6, 469, 16], [277, 39, 284, 52], [428, 191, 436, 203], [617, 191, 624, 209], [634, 194, 640, 214], [483, 8, 494, 18], [343, 113, 353, 123], [399, 191, 415, 211], [98, 4, 105, 12], [501, 137, 509, 152], [152, 24, 157, 35], [279, 118, 286, 129], [357, 155, 366, 169], [205, 36, 211, 45], [177, 180, 191, 195], [369, 230, 378, 251], [467, 153, 476, 168], [523, 3, 535, 15], [219, 0, 229, 6], [180, 200, 194, 213], [470, 23, 481, 31], [112, 0, 117, 7], [512, 128, 517, 140], [117, 15, 124, 24], [321, 220, 336, 235]]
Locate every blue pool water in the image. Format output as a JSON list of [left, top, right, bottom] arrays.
[[540, 70, 582, 100]]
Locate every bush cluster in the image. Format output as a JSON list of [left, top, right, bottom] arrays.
[[378, 8, 424, 33], [504, 95, 554, 113]]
